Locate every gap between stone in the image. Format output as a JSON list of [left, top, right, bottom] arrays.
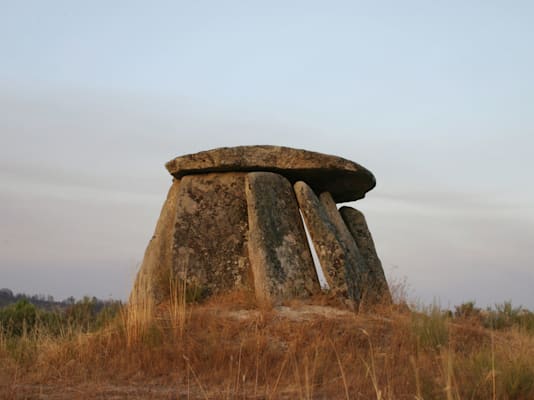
[[299, 210, 329, 290]]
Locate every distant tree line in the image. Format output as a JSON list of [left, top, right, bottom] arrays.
[[0, 288, 123, 336], [0, 288, 114, 311]]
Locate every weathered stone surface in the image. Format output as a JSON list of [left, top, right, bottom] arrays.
[[294, 181, 357, 300], [319, 192, 369, 303], [130, 179, 181, 306], [166, 146, 375, 202], [130, 146, 387, 309], [339, 207, 391, 304], [245, 172, 320, 306], [172, 173, 252, 299]]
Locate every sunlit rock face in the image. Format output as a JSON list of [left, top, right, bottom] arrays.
[[130, 145, 389, 308]]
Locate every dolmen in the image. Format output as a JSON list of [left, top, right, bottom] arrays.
[[130, 145, 390, 309]]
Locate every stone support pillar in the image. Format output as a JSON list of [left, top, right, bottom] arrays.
[[130, 179, 180, 306], [246, 172, 320, 306], [294, 181, 356, 300], [339, 206, 391, 304], [319, 192, 371, 303], [172, 173, 251, 300]]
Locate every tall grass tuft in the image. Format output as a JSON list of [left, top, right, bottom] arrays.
[[411, 303, 449, 351], [124, 270, 155, 347], [168, 275, 188, 340]]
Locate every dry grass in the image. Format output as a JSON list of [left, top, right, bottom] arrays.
[[125, 270, 155, 348], [1, 291, 533, 399]]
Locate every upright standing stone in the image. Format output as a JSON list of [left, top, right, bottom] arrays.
[[319, 192, 370, 303], [294, 181, 358, 301], [173, 173, 252, 300], [246, 172, 320, 306], [130, 179, 181, 306], [339, 206, 391, 304]]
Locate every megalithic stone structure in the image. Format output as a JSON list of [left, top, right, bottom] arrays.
[[130, 145, 390, 308]]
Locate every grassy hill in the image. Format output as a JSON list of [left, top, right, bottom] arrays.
[[0, 289, 533, 399]]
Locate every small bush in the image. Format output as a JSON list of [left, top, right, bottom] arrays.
[[454, 301, 481, 319], [411, 305, 449, 351], [65, 296, 100, 332], [0, 299, 37, 336], [499, 356, 534, 399], [483, 302, 534, 334]]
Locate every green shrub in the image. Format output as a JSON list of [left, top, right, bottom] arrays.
[[0, 299, 37, 336], [95, 301, 122, 329], [499, 357, 534, 399], [65, 297, 122, 332], [65, 296, 98, 331], [0, 297, 123, 338], [483, 302, 534, 334], [411, 305, 449, 351], [454, 301, 481, 319]]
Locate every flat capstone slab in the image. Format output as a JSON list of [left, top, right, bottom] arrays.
[[166, 145, 376, 202]]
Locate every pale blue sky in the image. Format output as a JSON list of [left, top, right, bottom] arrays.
[[1, 1, 533, 307]]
